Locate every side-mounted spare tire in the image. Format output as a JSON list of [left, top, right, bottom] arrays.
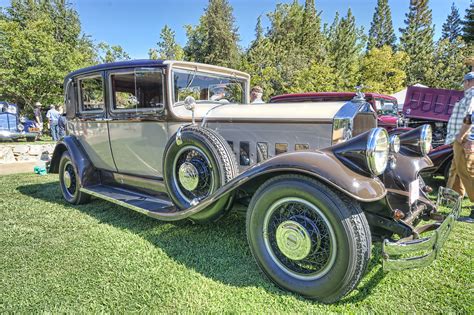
[[163, 126, 238, 223]]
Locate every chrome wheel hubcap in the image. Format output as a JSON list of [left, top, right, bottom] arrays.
[[276, 220, 312, 261], [263, 197, 337, 280], [63, 170, 72, 188], [178, 162, 200, 191]]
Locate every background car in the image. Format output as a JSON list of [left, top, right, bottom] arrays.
[[270, 92, 401, 130], [402, 85, 464, 148], [0, 101, 40, 142]]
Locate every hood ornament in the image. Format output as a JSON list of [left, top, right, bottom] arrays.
[[352, 85, 366, 103]]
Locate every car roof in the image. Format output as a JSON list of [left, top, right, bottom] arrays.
[[65, 59, 166, 80], [270, 92, 397, 102]]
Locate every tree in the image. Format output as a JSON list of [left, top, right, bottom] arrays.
[[326, 9, 366, 90], [428, 37, 466, 89], [462, 1, 474, 44], [442, 3, 462, 43], [399, 0, 435, 85], [96, 42, 130, 63], [184, 0, 240, 68], [151, 25, 184, 60], [300, 0, 324, 60], [367, 0, 396, 50], [360, 46, 408, 94], [288, 62, 337, 93], [0, 0, 95, 111]]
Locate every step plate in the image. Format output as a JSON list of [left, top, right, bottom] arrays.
[[81, 185, 177, 217]]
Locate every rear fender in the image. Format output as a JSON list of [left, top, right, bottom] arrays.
[[49, 136, 99, 187]]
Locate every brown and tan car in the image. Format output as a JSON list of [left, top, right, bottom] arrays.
[[49, 60, 460, 303]]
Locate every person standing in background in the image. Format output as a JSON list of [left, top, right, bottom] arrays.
[[58, 112, 67, 139], [46, 105, 61, 141], [33, 102, 43, 137], [250, 86, 265, 104], [445, 72, 474, 220]]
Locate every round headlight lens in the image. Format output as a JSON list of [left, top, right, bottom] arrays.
[[19, 116, 26, 123], [420, 125, 432, 155], [389, 134, 400, 153], [367, 128, 389, 175], [17, 124, 24, 131]]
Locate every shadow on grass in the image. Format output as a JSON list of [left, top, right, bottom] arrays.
[[17, 181, 385, 303]]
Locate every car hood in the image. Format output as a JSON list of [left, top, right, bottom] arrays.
[[200, 101, 347, 122], [378, 115, 398, 124]]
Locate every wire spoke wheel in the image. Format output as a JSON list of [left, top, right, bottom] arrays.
[[172, 145, 215, 203], [263, 197, 337, 280]]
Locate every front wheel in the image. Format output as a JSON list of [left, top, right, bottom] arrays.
[[246, 174, 371, 303]]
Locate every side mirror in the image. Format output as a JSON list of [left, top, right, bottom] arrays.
[[184, 96, 196, 124]]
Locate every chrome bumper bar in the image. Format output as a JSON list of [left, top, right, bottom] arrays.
[[382, 187, 462, 271]]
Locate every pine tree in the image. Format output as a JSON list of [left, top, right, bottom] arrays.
[[442, 3, 462, 42], [462, 1, 474, 44], [428, 37, 466, 89], [154, 25, 184, 60], [367, 0, 396, 50], [184, 0, 240, 68], [399, 0, 435, 85], [327, 9, 366, 90], [300, 0, 324, 60]]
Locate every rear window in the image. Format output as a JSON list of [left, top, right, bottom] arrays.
[[79, 76, 104, 112]]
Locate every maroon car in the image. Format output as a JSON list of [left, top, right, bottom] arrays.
[[270, 92, 400, 130]]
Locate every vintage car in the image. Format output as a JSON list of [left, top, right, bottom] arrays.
[[270, 92, 401, 130], [49, 60, 460, 303], [402, 85, 464, 148], [0, 101, 40, 142]]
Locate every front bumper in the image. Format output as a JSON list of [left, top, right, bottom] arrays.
[[0, 130, 38, 140], [382, 187, 461, 271]]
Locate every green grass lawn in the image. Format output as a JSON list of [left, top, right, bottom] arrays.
[[1, 173, 472, 313]]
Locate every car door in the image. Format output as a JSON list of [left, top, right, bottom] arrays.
[[107, 67, 168, 178], [70, 73, 117, 172]]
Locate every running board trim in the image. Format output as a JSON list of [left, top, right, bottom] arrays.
[[80, 187, 183, 221]]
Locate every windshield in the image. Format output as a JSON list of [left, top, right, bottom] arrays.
[[172, 70, 246, 106], [377, 99, 398, 116]]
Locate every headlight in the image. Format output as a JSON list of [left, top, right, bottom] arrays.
[[17, 124, 24, 131], [420, 124, 432, 155], [389, 135, 400, 153], [367, 128, 389, 175], [398, 125, 432, 156], [19, 116, 26, 123], [332, 127, 389, 177]]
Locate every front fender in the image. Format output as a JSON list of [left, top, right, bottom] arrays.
[[383, 153, 433, 191], [170, 150, 387, 221], [49, 136, 99, 187]]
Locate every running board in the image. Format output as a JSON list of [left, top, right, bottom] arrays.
[[80, 185, 182, 221]]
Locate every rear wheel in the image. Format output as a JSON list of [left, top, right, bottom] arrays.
[[59, 151, 90, 204], [246, 174, 371, 303]]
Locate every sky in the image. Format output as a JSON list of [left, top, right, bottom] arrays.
[[0, 0, 472, 59]]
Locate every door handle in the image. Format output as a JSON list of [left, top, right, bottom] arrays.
[[94, 118, 112, 122]]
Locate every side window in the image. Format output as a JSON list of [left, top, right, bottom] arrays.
[[111, 68, 164, 110], [79, 76, 104, 112]]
